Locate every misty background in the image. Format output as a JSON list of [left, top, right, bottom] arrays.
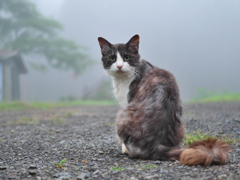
[[20, 0, 240, 102]]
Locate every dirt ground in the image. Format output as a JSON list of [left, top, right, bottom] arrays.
[[0, 102, 239, 179]]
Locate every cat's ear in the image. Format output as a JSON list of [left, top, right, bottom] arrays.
[[126, 34, 140, 53], [98, 37, 112, 55]]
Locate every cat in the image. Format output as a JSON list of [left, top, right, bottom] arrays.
[[98, 34, 232, 166]]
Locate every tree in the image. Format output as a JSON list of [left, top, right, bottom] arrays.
[[0, 0, 93, 74]]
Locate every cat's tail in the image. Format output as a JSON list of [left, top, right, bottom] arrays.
[[169, 138, 233, 166]]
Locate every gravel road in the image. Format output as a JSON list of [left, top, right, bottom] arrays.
[[0, 103, 239, 180]]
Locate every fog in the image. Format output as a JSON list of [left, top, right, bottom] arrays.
[[20, 0, 240, 101]]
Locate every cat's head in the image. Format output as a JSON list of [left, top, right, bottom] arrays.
[[98, 35, 140, 78]]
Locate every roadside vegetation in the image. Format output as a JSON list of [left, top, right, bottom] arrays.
[[111, 166, 126, 171], [183, 131, 239, 146], [192, 88, 240, 103], [0, 100, 117, 111]]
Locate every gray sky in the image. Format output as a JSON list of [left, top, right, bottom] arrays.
[[21, 0, 240, 101]]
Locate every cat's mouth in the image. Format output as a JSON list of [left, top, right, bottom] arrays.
[[116, 70, 124, 74]]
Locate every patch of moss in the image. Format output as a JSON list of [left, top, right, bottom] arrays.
[[183, 131, 238, 146]]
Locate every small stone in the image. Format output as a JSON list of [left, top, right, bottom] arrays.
[[127, 168, 134, 170], [0, 166, 7, 170], [7, 176, 16, 179], [160, 169, 168, 173], [112, 171, 119, 175], [97, 158, 105, 161], [77, 173, 88, 180], [181, 177, 194, 180], [52, 174, 59, 178], [29, 165, 37, 169], [93, 170, 100, 175], [145, 174, 159, 179], [150, 170, 158, 173], [28, 170, 37, 175], [218, 174, 227, 179], [98, 151, 104, 154]]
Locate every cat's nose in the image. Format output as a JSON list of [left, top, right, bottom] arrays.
[[117, 65, 123, 70]]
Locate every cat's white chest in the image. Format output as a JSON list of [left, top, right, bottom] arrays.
[[112, 77, 134, 108]]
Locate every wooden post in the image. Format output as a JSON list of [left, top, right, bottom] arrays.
[[2, 60, 12, 101]]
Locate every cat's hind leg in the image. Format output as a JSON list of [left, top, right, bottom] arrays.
[[122, 143, 129, 154]]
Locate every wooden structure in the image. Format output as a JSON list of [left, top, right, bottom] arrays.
[[0, 50, 27, 101]]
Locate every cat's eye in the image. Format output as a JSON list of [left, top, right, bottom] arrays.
[[124, 55, 130, 61], [109, 56, 116, 61]]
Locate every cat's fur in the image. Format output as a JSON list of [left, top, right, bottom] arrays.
[[98, 35, 232, 166]]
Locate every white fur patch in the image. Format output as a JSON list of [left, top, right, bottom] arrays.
[[112, 75, 134, 107], [116, 52, 124, 67], [122, 143, 129, 154], [105, 51, 135, 107]]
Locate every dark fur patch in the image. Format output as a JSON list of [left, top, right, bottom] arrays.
[[116, 67, 184, 160], [128, 60, 153, 103]]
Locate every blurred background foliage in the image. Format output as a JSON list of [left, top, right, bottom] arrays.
[[0, 0, 94, 74]]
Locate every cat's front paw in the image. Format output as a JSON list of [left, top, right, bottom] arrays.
[[122, 143, 129, 154]]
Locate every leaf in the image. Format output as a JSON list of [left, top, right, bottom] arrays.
[[55, 162, 62, 168], [81, 159, 88, 163], [60, 158, 67, 165]]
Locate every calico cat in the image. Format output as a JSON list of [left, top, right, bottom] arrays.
[[98, 35, 232, 166]]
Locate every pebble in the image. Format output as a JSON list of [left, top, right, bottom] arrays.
[[145, 174, 159, 179], [97, 158, 105, 161], [77, 173, 88, 180], [93, 170, 100, 174], [28, 170, 37, 175], [0, 166, 7, 170], [130, 177, 137, 180], [218, 174, 227, 179], [29, 165, 37, 169]]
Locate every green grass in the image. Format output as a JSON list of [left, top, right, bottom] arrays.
[[219, 136, 240, 145], [55, 158, 67, 168], [183, 131, 213, 146], [140, 164, 157, 170], [183, 131, 239, 146], [0, 100, 117, 111], [111, 166, 126, 171], [193, 93, 240, 103], [192, 88, 240, 103]]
